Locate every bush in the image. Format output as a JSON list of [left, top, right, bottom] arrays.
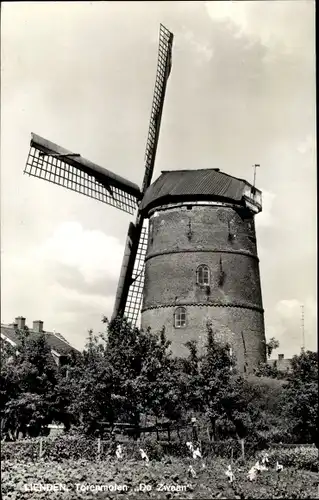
[[1, 436, 183, 462], [257, 446, 319, 472], [201, 439, 240, 459], [0, 438, 40, 461], [44, 435, 97, 461], [1, 435, 97, 462], [1, 435, 270, 463]]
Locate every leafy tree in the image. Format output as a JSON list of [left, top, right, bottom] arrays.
[[180, 327, 276, 450], [105, 318, 175, 430], [280, 350, 318, 444], [3, 393, 51, 438], [60, 329, 115, 435], [253, 361, 288, 380], [288, 350, 318, 383], [66, 319, 177, 436], [265, 337, 280, 359], [0, 330, 71, 439], [179, 340, 203, 415], [199, 327, 234, 441]]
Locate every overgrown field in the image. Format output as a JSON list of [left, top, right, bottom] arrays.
[[2, 456, 319, 499]]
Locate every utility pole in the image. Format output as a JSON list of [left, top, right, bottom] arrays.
[[301, 304, 305, 351]]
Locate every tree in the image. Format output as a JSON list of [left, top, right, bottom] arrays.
[[280, 350, 318, 444], [199, 326, 234, 441], [0, 330, 71, 439], [180, 326, 273, 450], [265, 337, 280, 359], [253, 361, 288, 379], [104, 318, 175, 430], [62, 329, 116, 435], [179, 340, 203, 415], [66, 319, 177, 437]]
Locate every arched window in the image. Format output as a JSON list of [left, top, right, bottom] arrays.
[[174, 307, 186, 328], [149, 220, 154, 244], [196, 265, 210, 286]]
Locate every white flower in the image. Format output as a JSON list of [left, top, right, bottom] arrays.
[[259, 464, 268, 471], [261, 453, 269, 465], [225, 464, 235, 483], [192, 447, 202, 460], [140, 448, 149, 464], [115, 444, 123, 459], [275, 461, 283, 472], [188, 465, 197, 478], [247, 466, 258, 481], [186, 442, 194, 452]]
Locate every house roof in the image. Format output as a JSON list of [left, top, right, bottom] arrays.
[[139, 169, 250, 213], [1, 324, 78, 355]]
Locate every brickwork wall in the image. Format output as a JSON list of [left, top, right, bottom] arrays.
[[141, 203, 266, 372], [142, 305, 265, 372]]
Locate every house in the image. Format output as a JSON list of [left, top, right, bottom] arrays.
[[268, 353, 292, 373], [1, 316, 79, 367]]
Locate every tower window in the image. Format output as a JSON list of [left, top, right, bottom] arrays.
[[174, 307, 186, 328], [196, 265, 210, 286], [149, 220, 154, 243]]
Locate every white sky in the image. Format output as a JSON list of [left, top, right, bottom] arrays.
[[1, 1, 316, 357]]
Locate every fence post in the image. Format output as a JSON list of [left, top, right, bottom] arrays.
[[240, 438, 245, 460], [97, 438, 101, 461]]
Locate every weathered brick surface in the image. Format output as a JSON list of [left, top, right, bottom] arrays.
[[142, 305, 265, 372], [141, 203, 266, 372]]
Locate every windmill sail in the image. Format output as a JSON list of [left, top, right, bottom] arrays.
[[25, 133, 141, 215], [22, 24, 173, 329], [112, 24, 173, 323], [123, 220, 148, 326], [142, 24, 174, 193]]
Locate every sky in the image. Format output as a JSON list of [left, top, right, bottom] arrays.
[[1, 1, 316, 357]]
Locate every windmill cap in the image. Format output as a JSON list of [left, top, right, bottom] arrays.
[[140, 168, 260, 213]]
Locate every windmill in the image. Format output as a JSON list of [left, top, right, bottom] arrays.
[[24, 25, 266, 372]]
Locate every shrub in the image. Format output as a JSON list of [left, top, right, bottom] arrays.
[[1, 435, 270, 463], [257, 446, 319, 472], [0, 438, 40, 461], [1, 435, 97, 462]]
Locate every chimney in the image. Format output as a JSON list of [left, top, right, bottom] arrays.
[[278, 353, 284, 360], [15, 316, 26, 330], [33, 320, 43, 333]]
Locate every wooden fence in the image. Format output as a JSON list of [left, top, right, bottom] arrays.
[[31, 435, 317, 463], [269, 443, 316, 449], [96, 420, 194, 442]]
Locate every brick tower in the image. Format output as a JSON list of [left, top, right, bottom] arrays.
[[139, 168, 266, 373]]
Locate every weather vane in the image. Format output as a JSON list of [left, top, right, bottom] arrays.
[[252, 163, 260, 190]]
